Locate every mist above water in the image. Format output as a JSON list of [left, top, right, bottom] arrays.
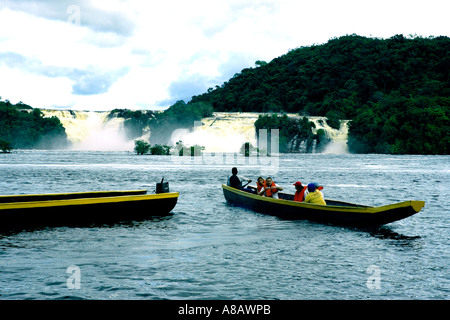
[[70, 112, 133, 151], [170, 113, 259, 153], [41, 110, 137, 151], [42, 111, 349, 154], [311, 118, 349, 154], [173, 113, 350, 155]]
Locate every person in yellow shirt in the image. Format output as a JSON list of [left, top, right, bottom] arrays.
[[305, 183, 326, 205]]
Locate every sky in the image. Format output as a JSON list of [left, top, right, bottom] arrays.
[[0, 0, 448, 111]]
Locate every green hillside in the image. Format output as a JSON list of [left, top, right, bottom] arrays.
[[0, 99, 68, 150], [191, 34, 449, 154]]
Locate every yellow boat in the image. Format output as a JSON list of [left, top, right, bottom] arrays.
[[223, 184, 425, 227], [0, 188, 178, 229]]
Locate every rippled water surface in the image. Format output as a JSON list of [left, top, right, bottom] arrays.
[[0, 151, 448, 299]]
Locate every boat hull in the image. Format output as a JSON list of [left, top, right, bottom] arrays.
[[0, 189, 149, 203], [222, 184, 424, 227], [0, 190, 179, 229]]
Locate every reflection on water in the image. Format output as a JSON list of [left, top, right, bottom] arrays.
[[0, 213, 175, 237], [368, 226, 422, 244]]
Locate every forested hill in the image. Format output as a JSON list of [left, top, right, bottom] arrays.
[[0, 100, 68, 150], [191, 34, 449, 154]]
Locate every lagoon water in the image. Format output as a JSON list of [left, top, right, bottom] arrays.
[[0, 150, 448, 300]]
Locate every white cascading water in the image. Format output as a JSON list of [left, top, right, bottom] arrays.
[[309, 117, 349, 154], [42, 110, 349, 153], [41, 110, 138, 151], [170, 112, 259, 153], [174, 113, 349, 154]]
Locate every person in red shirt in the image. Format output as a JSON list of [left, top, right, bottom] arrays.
[[293, 181, 307, 202]]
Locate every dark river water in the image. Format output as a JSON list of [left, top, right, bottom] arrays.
[[0, 151, 448, 300]]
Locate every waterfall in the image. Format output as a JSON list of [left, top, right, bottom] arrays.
[[309, 117, 349, 154], [170, 112, 259, 153], [41, 110, 135, 151], [42, 110, 349, 153], [170, 113, 349, 154]]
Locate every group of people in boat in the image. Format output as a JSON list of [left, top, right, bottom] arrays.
[[228, 167, 326, 205]]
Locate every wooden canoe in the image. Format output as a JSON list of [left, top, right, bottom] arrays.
[[222, 184, 424, 227], [0, 189, 178, 229]]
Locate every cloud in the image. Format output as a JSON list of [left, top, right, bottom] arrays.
[[0, 51, 29, 68], [0, 51, 70, 78], [0, 51, 129, 96], [2, 0, 136, 36], [0, 0, 449, 110], [157, 50, 256, 105], [71, 67, 130, 95]]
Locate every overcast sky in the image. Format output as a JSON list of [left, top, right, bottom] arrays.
[[0, 0, 448, 110]]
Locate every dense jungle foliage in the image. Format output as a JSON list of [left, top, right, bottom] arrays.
[[0, 99, 68, 150]]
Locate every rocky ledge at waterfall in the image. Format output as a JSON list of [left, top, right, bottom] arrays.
[[254, 113, 349, 154]]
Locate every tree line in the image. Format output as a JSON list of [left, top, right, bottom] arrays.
[[0, 99, 68, 150]]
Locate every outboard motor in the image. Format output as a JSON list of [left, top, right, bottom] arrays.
[[156, 178, 170, 194]]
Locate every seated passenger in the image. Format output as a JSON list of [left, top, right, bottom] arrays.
[[304, 182, 324, 197], [314, 182, 324, 196], [259, 177, 283, 199], [293, 181, 307, 202], [227, 167, 252, 191], [256, 177, 265, 194], [305, 183, 326, 205]]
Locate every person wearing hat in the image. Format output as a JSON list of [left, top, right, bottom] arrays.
[[293, 181, 307, 202], [313, 182, 324, 198], [305, 183, 326, 205], [304, 182, 324, 197]]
